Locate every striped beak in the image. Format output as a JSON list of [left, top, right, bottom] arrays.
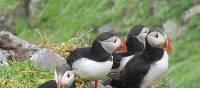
[[161, 32, 172, 52], [116, 33, 127, 53], [165, 33, 172, 52]]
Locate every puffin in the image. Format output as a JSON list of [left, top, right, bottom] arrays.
[[110, 25, 149, 76], [66, 32, 127, 88], [111, 29, 172, 88], [94, 25, 149, 87], [38, 64, 75, 88]]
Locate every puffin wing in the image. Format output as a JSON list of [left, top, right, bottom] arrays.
[[67, 48, 90, 67], [120, 55, 150, 85], [67, 48, 83, 66], [112, 53, 124, 69]]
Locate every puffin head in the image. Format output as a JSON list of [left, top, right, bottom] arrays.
[[92, 32, 127, 54], [55, 64, 74, 88], [146, 30, 172, 51], [126, 25, 149, 51]]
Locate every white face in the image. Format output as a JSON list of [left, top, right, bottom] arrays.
[[61, 71, 75, 88], [147, 31, 166, 48], [135, 27, 149, 47], [99, 36, 122, 54]]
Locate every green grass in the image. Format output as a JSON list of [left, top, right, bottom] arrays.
[[1, 0, 194, 43], [167, 15, 200, 88], [0, 0, 14, 13], [169, 55, 200, 88], [0, 60, 53, 88]]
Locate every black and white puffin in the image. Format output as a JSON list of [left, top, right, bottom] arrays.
[[112, 29, 172, 88], [38, 64, 75, 88], [67, 32, 127, 88], [95, 25, 149, 87], [111, 25, 149, 75]]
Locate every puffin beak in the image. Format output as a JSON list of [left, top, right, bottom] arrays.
[[166, 33, 172, 52], [56, 80, 61, 88], [161, 33, 172, 52], [116, 34, 127, 53]]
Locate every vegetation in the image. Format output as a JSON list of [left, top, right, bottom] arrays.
[[0, 60, 53, 88], [0, 0, 200, 88]]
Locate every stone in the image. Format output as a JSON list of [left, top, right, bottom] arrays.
[[0, 8, 16, 35], [163, 20, 187, 40], [97, 23, 113, 34], [30, 48, 67, 68], [13, 0, 31, 17], [0, 31, 38, 49], [0, 31, 39, 62], [183, 4, 200, 22], [163, 20, 179, 40], [0, 51, 9, 66]]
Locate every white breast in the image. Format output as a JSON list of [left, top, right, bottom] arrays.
[[141, 51, 169, 88], [72, 57, 113, 80], [111, 55, 134, 73]]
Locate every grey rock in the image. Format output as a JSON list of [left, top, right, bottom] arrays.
[[0, 31, 39, 62], [30, 48, 67, 68], [28, 0, 47, 19], [97, 23, 113, 34], [0, 31, 38, 49], [0, 51, 9, 66], [183, 4, 200, 22], [163, 20, 187, 40], [97, 23, 126, 36], [0, 8, 16, 35], [163, 20, 179, 40], [13, 0, 31, 17]]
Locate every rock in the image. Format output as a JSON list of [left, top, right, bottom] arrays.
[[28, 0, 47, 18], [97, 23, 113, 34], [0, 8, 16, 35], [0, 31, 38, 49], [0, 51, 9, 66], [96, 23, 126, 36], [163, 20, 179, 40], [13, 0, 31, 17], [0, 31, 39, 62], [30, 48, 67, 68], [163, 20, 187, 40], [182, 4, 200, 22], [0, 49, 15, 61], [176, 25, 187, 39], [28, 0, 48, 26]]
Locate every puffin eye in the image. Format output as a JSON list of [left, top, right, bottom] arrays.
[[113, 39, 117, 43], [155, 33, 158, 38], [67, 73, 70, 78]]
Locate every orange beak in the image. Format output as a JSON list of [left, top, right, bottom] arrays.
[[56, 80, 60, 88], [166, 33, 172, 52], [116, 33, 127, 53]]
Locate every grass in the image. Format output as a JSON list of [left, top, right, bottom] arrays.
[[169, 55, 200, 88], [0, 60, 53, 88], [168, 15, 200, 88], [0, 0, 200, 87]]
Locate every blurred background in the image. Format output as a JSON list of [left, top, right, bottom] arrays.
[[0, 0, 200, 88]]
